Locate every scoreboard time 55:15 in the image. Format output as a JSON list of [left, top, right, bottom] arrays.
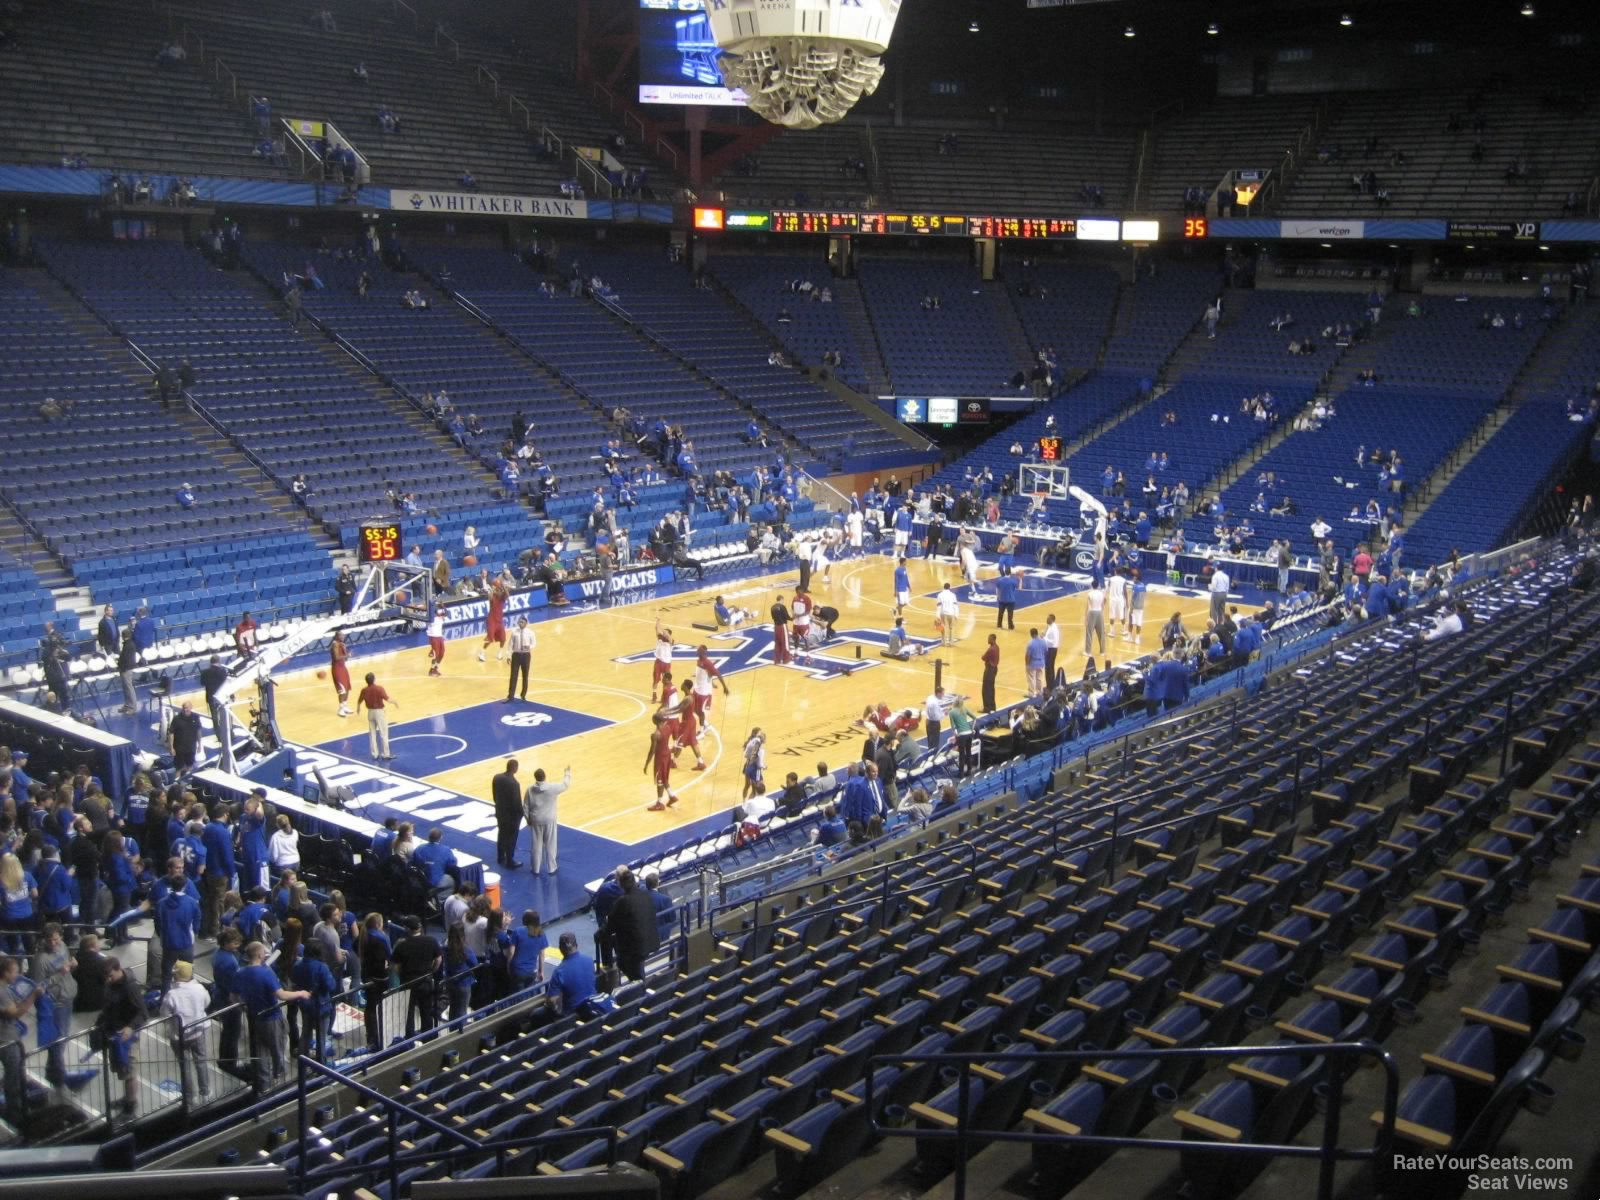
[[358, 521, 402, 563]]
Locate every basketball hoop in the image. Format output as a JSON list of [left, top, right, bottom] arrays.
[[704, 0, 902, 129]]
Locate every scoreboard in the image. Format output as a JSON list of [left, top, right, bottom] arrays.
[[734, 210, 1128, 241]]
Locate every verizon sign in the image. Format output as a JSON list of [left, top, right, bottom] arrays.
[[1280, 220, 1366, 240]]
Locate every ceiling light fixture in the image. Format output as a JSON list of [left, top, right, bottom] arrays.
[[968, 19, 980, 32], [1520, 2, 1535, 15], [1206, 22, 1220, 35], [1124, 25, 1136, 37], [1339, 12, 1353, 25]]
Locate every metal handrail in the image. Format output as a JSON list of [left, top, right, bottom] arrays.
[[1130, 128, 1150, 211], [214, 56, 237, 102], [865, 1041, 1400, 1200], [654, 133, 680, 172], [433, 27, 459, 61], [393, 0, 418, 31], [863, 121, 885, 199], [574, 153, 611, 199], [625, 111, 647, 143], [277, 118, 320, 180], [476, 64, 499, 97], [591, 80, 617, 114]]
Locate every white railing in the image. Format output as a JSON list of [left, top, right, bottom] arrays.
[[214, 56, 238, 103], [393, 0, 418, 30], [575, 154, 613, 199], [476, 64, 499, 98], [434, 26, 459, 60], [799, 469, 852, 512], [278, 118, 321, 179], [653, 134, 679, 173]]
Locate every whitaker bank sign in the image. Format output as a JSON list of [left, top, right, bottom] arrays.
[[389, 189, 589, 220]]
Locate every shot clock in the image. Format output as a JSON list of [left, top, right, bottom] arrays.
[[358, 521, 402, 564]]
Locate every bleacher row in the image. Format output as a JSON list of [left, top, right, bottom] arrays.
[[168, 550, 1600, 1198], [1, 0, 1596, 225]]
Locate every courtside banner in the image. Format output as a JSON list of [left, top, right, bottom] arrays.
[[437, 565, 674, 629], [1280, 219, 1366, 239], [388, 188, 589, 219]]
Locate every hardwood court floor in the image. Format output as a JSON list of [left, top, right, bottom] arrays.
[[243, 554, 1221, 847]]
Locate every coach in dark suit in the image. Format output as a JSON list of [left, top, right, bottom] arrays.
[[601, 868, 660, 983], [492, 759, 523, 869]]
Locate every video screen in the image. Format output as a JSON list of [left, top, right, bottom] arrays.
[[896, 397, 927, 424], [638, 0, 748, 107]]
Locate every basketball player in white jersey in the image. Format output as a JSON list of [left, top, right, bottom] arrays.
[[1105, 568, 1128, 639], [649, 616, 674, 702], [811, 537, 831, 586], [957, 528, 982, 594], [845, 508, 864, 555]]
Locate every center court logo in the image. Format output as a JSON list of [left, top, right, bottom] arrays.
[[613, 627, 936, 680], [500, 711, 554, 728]]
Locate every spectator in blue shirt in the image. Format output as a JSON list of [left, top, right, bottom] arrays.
[[236, 888, 273, 946], [153, 863, 199, 993], [200, 805, 236, 939], [212, 927, 243, 1075], [177, 820, 208, 884], [840, 762, 885, 827], [644, 872, 674, 938], [100, 832, 138, 920], [176, 482, 196, 509], [412, 827, 458, 891], [235, 941, 309, 1091], [369, 818, 398, 863], [506, 910, 548, 990], [291, 941, 339, 1059], [34, 844, 72, 925], [0, 855, 34, 954], [548, 932, 595, 1014], [813, 803, 848, 847], [591, 872, 624, 931]]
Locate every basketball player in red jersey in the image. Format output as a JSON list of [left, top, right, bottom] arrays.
[[645, 708, 681, 810], [650, 616, 675, 702], [673, 696, 708, 771], [330, 629, 353, 717], [690, 645, 728, 722], [478, 572, 509, 663], [656, 669, 678, 713], [791, 587, 813, 654]]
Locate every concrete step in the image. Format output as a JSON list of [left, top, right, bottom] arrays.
[[835, 276, 895, 397]]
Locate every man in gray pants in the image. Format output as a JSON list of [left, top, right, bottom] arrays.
[[1083, 582, 1107, 657], [524, 766, 572, 874]]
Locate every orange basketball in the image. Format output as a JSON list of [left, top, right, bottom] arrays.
[[425, 523, 438, 536], [316, 668, 327, 679], [463, 554, 478, 567], [395, 589, 409, 605]]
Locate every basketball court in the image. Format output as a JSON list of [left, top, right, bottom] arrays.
[[219, 549, 1208, 823]]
